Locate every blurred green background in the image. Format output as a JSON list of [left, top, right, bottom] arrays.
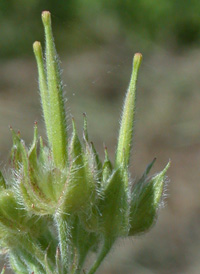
[[1, 1, 200, 273]]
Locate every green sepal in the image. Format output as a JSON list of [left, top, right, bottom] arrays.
[[102, 147, 113, 186], [79, 205, 100, 233], [90, 142, 102, 181], [100, 168, 130, 238], [0, 190, 44, 236], [19, 140, 55, 215], [83, 140, 101, 190], [10, 128, 22, 170], [38, 136, 46, 164], [58, 119, 95, 213], [11, 246, 45, 274], [11, 232, 54, 272], [83, 114, 102, 183], [28, 122, 38, 171], [129, 161, 170, 236], [80, 129, 102, 231]]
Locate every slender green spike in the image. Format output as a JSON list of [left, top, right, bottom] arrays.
[[91, 142, 102, 180], [19, 140, 29, 178], [33, 41, 52, 147], [39, 136, 45, 164], [42, 11, 67, 168], [115, 53, 142, 168]]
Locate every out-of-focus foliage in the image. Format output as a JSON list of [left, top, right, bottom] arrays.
[[0, 0, 79, 58], [96, 0, 200, 47], [1, 0, 200, 58]]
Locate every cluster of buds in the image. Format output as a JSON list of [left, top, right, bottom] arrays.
[[0, 11, 169, 274]]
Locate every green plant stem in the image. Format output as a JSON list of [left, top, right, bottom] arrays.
[[87, 238, 114, 274], [55, 213, 70, 273]]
